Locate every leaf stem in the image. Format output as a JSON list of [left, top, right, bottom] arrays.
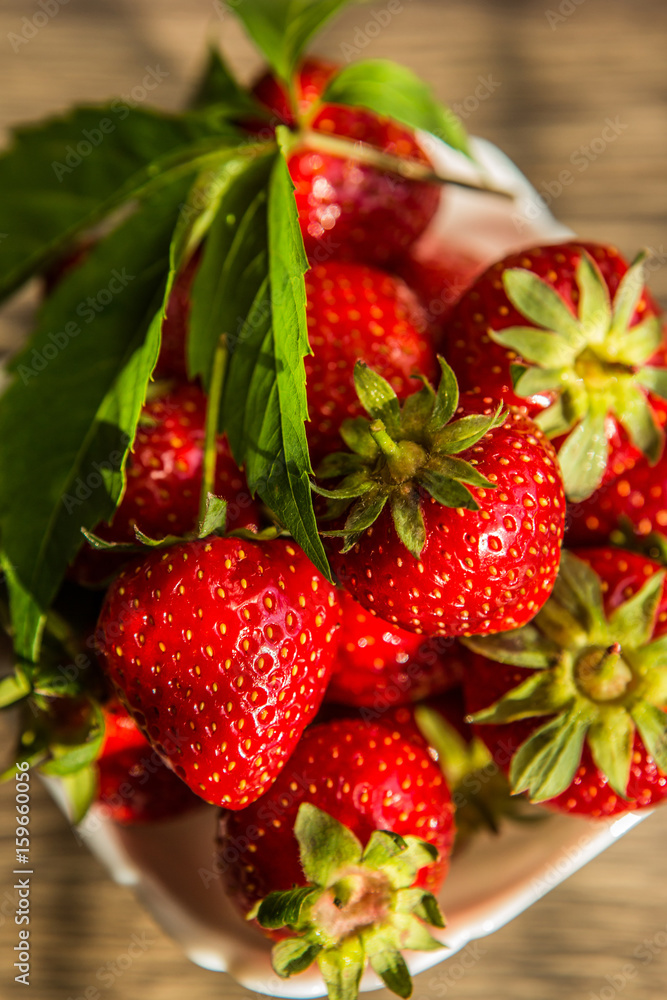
[[199, 335, 228, 524], [300, 129, 515, 199]]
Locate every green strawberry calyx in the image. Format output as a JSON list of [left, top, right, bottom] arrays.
[[313, 358, 506, 558], [463, 551, 667, 802], [490, 248, 666, 502], [249, 803, 446, 1000]]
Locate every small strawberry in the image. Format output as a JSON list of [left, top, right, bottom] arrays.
[[394, 241, 485, 331], [304, 262, 437, 464], [70, 382, 261, 586], [441, 241, 667, 501], [96, 536, 341, 809], [319, 360, 565, 636], [219, 718, 454, 998], [463, 548, 667, 817], [252, 59, 442, 266], [97, 700, 204, 824], [325, 590, 465, 708]]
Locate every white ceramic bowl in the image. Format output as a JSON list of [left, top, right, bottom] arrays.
[[49, 137, 647, 997]]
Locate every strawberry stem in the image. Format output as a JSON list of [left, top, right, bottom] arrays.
[[199, 335, 228, 525], [300, 128, 514, 199]]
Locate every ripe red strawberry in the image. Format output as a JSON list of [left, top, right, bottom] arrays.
[[70, 383, 261, 586], [252, 59, 442, 266], [441, 241, 667, 501], [219, 719, 453, 996], [463, 548, 667, 818], [567, 446, 667, 550], [320, 361, 565, 636], [97, 700, 204, 823], [325, 590, 465, 708], [394, 240, 485, 330], [96, 536, 341, 809], [304, 262, 437, 464]]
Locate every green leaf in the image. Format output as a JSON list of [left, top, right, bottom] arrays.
[[502, 269, 585, 347], [587, 710, 634, 799], [556, 405, 609, 502], [434, 455, 495, 489], [604, 317, 662, 366], [295, 803, 363, 887], [272, 937, 323, 978], [427, 357, 459, 432], [489, 326, 577, 369], [613, 381, 664, 465], [197, 495, 228, 538], [0, 667, 32, 708], [535, 393, 581, 438], [418, 469, 478, 511], [341, 490, 389, 541], [575, 251, 612, 343], [340, 417, 379, 462], [471, 669, 566, 726], [0, 180, 190, 660], [432, 408, 505, 455], [385, 913, 444, 953], [634, 366, 667, 401], [368, 947, 413, 998], [361, 830, 406, 869], [609, 252, 648, 341], [256, 886, 320, 930], [609, 569, 665, 649], [311, 474, 373, 500], [513, 365, 567, 398], [353, 362, 401, 435], [553, 551, 608, 638], [322, 59, 471, 158], [229, 0, 355, 83], [510, 712, 591, 801], [59, 764, 98, 824], [188, 150, 275, 388], [396, 889, 445, 930], [40, 702, 105, 777], [630, 700, 667, 773], [222, 145, 330, 578], [380, 836, 438, 889], [390, 490, 425, 559], [318, 937, 365, 1000], [0, 104, 237, 302], [315, 451, 366, 480], [190, 44, 267, 119], [462, 627, 559, 668]]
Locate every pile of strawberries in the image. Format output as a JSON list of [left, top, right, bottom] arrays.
[[3, 14, 667, 1000]]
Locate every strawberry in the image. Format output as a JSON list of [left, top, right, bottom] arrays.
[[441, 241, 667, 501], [69, 382, 261, 586], [324, 589, 464, 708], [252, 59, 442, 266], [96, 700, 204, 824], [566, 446, 667, 551], [218, 718, 454, 997], [304, 262, 436, 464], [153, 250, 201, 378], [463, 548, 667, 817], [319, 360, 565, 636], [394, 240, 485, 331], [95, 536, 341, 809]]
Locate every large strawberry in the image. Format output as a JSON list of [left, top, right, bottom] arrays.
[[252, 58, 442, 266], [304, 262, 436, 464], [463, 548, 667, 818], [70, 382, 261, 586], [325, 590, 465, 708], [441, 242, 667, 501], [95, 536, 341, 809], [97, 700, 204, 824], [219, 718, 454, 998], [319, 360, 565, 636]]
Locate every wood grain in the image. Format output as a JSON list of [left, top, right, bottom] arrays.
[[1, 1, 667, 998]]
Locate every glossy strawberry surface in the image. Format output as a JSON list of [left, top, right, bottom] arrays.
[[219, 718, 455, 918], [96, 537, 341, 809], [330, 402, 565, 636], [464, 548, 667, 817], [394, 241, 485, 331], [325, 590, 465, 707], [253, 59, 441, 265], [305, 262, 436, 463]]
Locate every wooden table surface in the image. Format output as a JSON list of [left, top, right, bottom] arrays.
[[1, 1, 667, 998]]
